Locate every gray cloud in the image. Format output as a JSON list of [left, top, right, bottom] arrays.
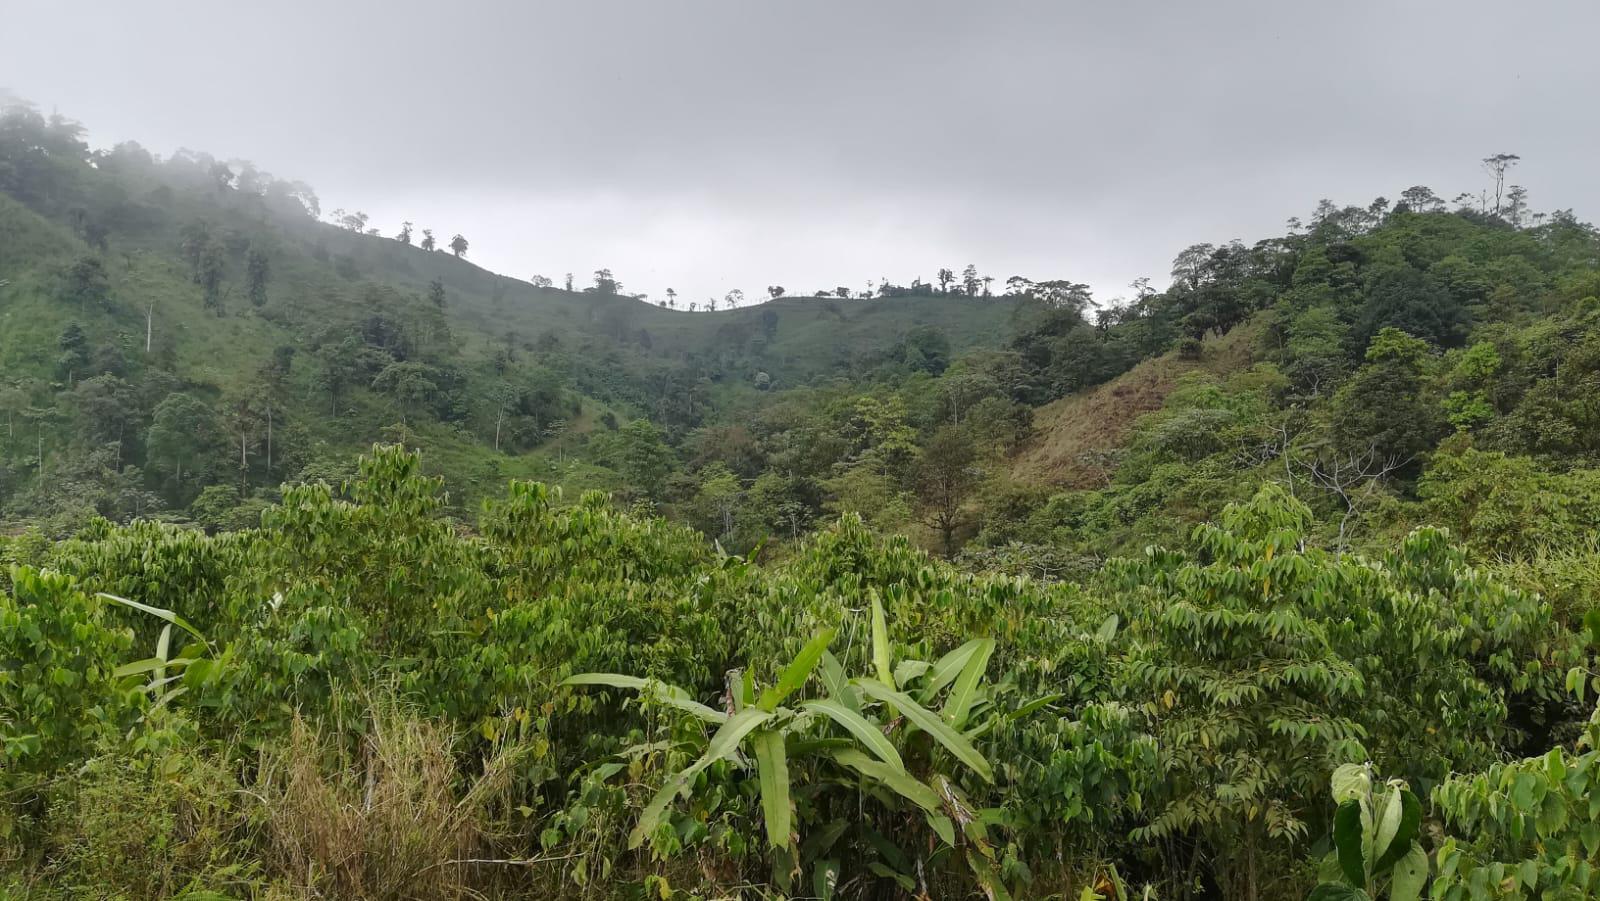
[[6, 0, 1597, 304]]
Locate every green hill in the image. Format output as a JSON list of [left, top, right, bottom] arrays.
[[0, 105, 1020, 529]]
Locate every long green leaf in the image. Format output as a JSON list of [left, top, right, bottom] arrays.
[[1007, 693, 1062, 722], [629, 772, 690, 850], [753, 729, 791, 849], [114, 657, 196, 680], [98, 592, 206, 644], [832, 749, 941, 812], [894, 658, 931, 687], [562, 673, 651, 690], [819, 651, 858, 712], [921, 638, 989, 702], [870, 594, 894, 689], [940, 639, 994, 729], [627, 708, 772, 848], [857, 679, 993, 783], [967, 852, 1015, 901], [801, 698, 904, 770], [563, 673, 727, 724], [759, 628, 835, 711]]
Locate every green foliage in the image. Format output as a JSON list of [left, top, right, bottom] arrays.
[[1114, 486, 1368, 893], [1308, 764, 1427, 901], [42, 719, 247, 898], [0, 566, 132, 775], [1430, 708, 1600, 900], [565, 601, 1031, 896], [1419, 449, 1600, 560]]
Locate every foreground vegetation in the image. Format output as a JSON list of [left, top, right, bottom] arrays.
[[2, 445, 1600, 899]]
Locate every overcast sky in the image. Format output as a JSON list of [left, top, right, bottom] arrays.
[[5, 1, 1597, 306]]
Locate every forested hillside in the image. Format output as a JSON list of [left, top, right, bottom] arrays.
[[0, 102, 1022, 534], [8, 99, 1600, 901]]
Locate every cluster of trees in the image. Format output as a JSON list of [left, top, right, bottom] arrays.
[[0, 101, 607, 534], [324, 213, 470, 258], [528, 265, 1008, 313], [3, 445, 1597, 900]]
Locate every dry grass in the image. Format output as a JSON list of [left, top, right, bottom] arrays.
[[255, 701, 522, 901], [1010, 323, 1259, 488]]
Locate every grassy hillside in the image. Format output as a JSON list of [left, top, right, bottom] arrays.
[[1010, 319, 1259, 488]]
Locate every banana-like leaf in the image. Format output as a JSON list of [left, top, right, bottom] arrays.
[[150, 685, 188, 713], [753, 729, 791, 848], [114, 657, 196, 680], [922, 638, 991, 703], [562, 672, 651, 690], [967, 851, 1015, 901], [857, 679, 994, 783], [870, 594, 894, 689], [832, 749, 941, 813], [759, 628, 836, 711], [940, 639, 995, 729], [1006, 693, 1063, 722], [1094, 613, 1120, 643], [563, 673, 728, 724], [628, 708, 772, 848], [98, 592, 206, 644], [894, 658, 931, 687], [802, 698, 905, 770], [819, 651, 859, 712], [926, 813, 955, 845]]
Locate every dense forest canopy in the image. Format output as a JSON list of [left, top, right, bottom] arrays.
[[6, 99, 1600, 900]]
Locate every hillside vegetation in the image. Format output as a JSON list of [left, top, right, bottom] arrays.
[[0, 102, 1022, 533], [8, 103, 1600, 900]]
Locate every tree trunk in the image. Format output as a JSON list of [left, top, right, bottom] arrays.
[[266, 405, 273, 475]]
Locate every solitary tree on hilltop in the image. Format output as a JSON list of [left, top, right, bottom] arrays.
[[449, 234, 468, 258], [961, 264, 980, 296], [1482, 153, 1520, 217], [420, 229, 436, 252]]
